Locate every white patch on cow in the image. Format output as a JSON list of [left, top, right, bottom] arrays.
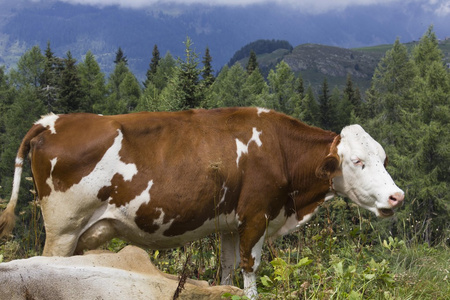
[[267, 206, 320, 239], [123, 180, 154, 216], [217, 183, 228, 207], [45, 158, 58, 190], [235, 127, 263, 167], [152, 208, 166, 226], [9, 157, 25, 206], [242, 235, 264, 299], [15, 157, 23, 166], [334, 125, 404, 217], [325, 191, 336, 201], [251, 235, 264, 271], [236, 213, 242, 227], [256, 107, 270, 116], [94, 129, 138, 182], [41, 130, 140, 255], [243, 271, 258, 299], [35, 113, 59, 134]]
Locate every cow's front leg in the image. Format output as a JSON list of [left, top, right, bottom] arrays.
[[220, 232, 240, 285], [239, 220, 266, 299]]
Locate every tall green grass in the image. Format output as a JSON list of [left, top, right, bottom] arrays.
[[1, 197, 448, 299]]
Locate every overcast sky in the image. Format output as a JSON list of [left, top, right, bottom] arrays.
[[42, 0, 450, 16]]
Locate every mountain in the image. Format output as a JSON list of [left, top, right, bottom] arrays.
[[0, 1, 449, 82], [235, 39, 450, 93]]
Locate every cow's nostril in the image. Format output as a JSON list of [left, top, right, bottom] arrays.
[[389, 192, 404, 208]]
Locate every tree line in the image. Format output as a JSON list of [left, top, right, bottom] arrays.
[[0, 27, 448, 248]]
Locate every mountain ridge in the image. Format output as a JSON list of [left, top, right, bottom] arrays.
[[0, 1, 449, 92]]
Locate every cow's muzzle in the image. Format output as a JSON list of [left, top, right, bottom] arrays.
[[378, 192, 404, 218]]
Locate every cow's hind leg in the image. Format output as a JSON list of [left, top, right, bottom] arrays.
[[220, 232, 240, 285], [75, 219, 117, 254], [42, 232, 80, 256]]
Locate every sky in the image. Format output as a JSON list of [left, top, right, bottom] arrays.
[[34, 0, 449, 16]]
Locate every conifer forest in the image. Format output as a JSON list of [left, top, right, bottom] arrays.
[[0, 27, 449, 299]]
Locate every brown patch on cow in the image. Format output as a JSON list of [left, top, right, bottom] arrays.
[[97, 185, 112, 202], [315, 135, 342, 180], [107, 173, 150, 207], [30, 114, 120, 197], [135, 207, 164, 234]]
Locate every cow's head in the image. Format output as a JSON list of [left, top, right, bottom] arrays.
[[317, 125, 404, 218]]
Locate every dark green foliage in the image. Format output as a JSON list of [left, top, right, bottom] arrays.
[[0, 30, 448, 282], [228, 39, 293, 66], [319, 78, 332, 130], [362, 26, 449, 245], [167, 37, 202, 109], [56, 51, 84, 113], [201, 47, 214, 87], [144, 44, 160, 88], [114, 47, 128, 65], [77, 51, 106, 113], [40, 42, 63, 112], [246, 50, 259, 75]]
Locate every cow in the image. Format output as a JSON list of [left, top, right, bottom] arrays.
[[0, 245, 244, 300], [0, 107, 404, 299]]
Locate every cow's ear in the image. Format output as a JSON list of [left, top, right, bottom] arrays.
[[316, 135, 341, 179], [316, 154, 340, 179]]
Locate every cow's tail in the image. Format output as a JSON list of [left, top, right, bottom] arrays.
[[0, 124, 47, 239]]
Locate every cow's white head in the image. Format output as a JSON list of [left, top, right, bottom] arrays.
[[317, 125, 404, 218]]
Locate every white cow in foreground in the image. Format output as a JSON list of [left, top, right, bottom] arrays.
[[0, 246, 243, 300]]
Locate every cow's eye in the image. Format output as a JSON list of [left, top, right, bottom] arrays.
[[351, 157, 365, 169]]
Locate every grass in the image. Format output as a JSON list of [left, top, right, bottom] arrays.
[[1, 198, 449, 299]]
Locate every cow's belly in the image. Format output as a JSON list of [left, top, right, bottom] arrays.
[[81, 201, 240, 249]]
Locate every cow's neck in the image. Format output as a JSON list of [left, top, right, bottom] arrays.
[[278, 121, 338, 220]]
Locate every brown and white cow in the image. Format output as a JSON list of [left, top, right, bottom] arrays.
[[0, 107, 404, 299]]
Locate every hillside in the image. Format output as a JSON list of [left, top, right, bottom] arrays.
[[0, 0, 449, 82], [235, 39, 450, 93]]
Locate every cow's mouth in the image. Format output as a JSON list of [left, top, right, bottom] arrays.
[[378, 208, 395, 217]]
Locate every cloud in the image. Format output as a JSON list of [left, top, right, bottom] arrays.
[[54, 0, 403, 13], [35, 0, 450, 16], [434, 1, 450, 16]]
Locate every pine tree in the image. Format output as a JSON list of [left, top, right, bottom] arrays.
[[144, 44, 160, 88], [205, 64, 247, 108], [78, 51, 106, 112], [166, 36, 201, 109], [151, 52, 176, 91], [319, 77, 332, 130], [57, 51, 83, 113], [296, 75, 304, 99], [0, 86, 45, 200], [40, 42, 63, 112], [114, 47, 128, 65], [363, 28, 450, 244], [412, 26, 443, 79], [201, 46, 215, 87], [343, 74, 360, 111], [98, 61, 134, 114], [246, 50, 259, 75], [298, 86, 320, 126], [267, 61, 295, 114], [10, 46, 45, 89], [242, 68, 271, 108], [365, 38, 417, 127]]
